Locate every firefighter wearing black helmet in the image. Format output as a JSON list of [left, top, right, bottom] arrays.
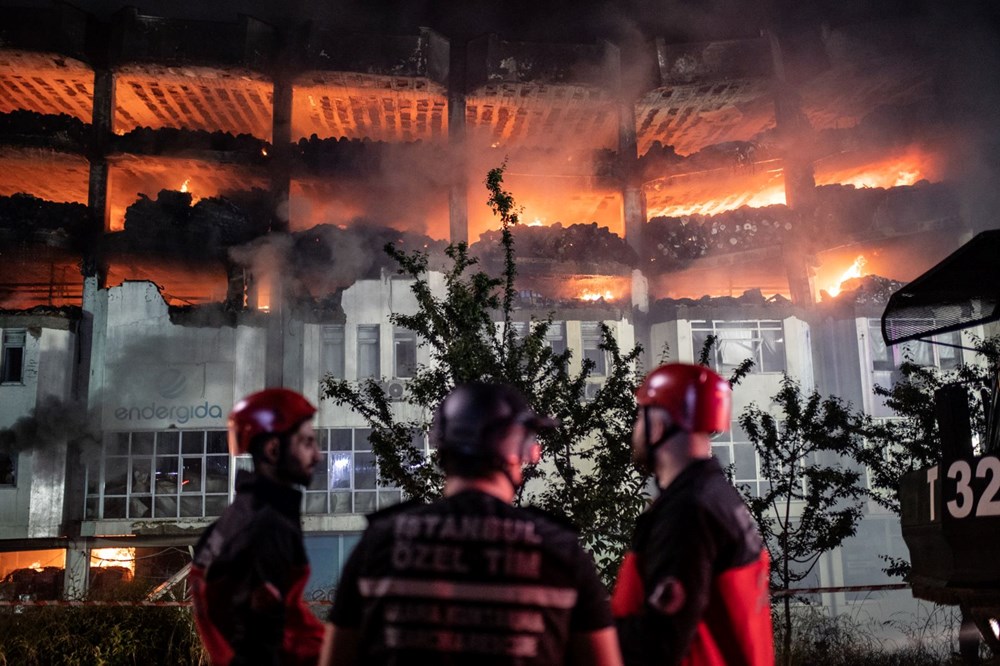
[[319, 382, 622, 666], [190, 388, 325, 665], [611, 364, 773, 666]]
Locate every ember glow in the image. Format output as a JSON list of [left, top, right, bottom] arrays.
[[827, 255, 868, 297], [579, 290, 615, 302], [815, 146, 941, 189], [90, 548, 136, 575]]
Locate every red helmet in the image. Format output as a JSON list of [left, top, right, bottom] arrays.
[[636, 363, 731, 434], [228, 388, 317, 456]]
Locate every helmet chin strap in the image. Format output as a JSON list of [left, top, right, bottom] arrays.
[[643, 408, 683, 470]]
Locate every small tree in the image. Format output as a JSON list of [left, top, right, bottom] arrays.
[[739, 375, 869, 666], [322, 165, 647, 582]]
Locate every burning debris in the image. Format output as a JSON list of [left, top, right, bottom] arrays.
[[471, 222, 636, 267], [113, 126, 269, 161], [821, 274, 906, 306], [0, 194, 88, 241]]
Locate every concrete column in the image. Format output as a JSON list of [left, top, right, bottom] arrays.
[[87, 68, 113, 264], [63, 541, 90, 599], [270, 75, 294, 233], [448, 40, 468, 245], [618, 100, 645, 255]]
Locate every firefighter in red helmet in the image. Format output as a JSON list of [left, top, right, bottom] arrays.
[[612, 364, 773, 666], [190, 388, 325, 665]]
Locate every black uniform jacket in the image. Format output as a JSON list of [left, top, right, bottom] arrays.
[[612, 458, 773, 666], [190, 471, 324, 666], [330, 489, 613, 665]]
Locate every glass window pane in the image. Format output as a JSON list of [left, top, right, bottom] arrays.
[[357, 325, 380, 379], [132, 432, 154, 455], [157, 431, 179, 455], [733, 443, 757, 481], [205, 495, 228, 517], [691, 330, 713, 366], [109, 433, 130, 456], [712, 445, 732, 468], [182, 432, 205, 454], [129, 495, 151, 518], [322, 325, 346, 379], [130, 458, 152, 494], [330, 453, 352, 489], [85, 497, 99, 520], [104, 458, 128, 495], [331, 492, 352, 514], [305, 493, 328, 514], [207, 431, 228, 454], [180, 496, 202, 517], [310, 453, 329, 490], [182, 458, 203, 492], [379, 490, 402, 508], [154, 496, 178, 518], [104, 497, 126, 519], [355, 429, 372, 451], [760, 328, 785, 372], [156, 457, 179, 495], [331, 430, 352, 451], [355, 491, 376, 514], [354, 452, 376, 489], [205, 456, 229, 493]]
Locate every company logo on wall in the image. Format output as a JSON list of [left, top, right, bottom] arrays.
[[104, 362, 234, 430]]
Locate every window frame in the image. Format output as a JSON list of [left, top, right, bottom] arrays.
[[1, 329, 27, 384], [691, 319, 786, 374], [392, 327, 417, 379], [356, 325, 381, 380], [321, 324, 346, 380]]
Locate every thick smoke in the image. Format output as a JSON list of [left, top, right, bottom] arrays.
[[0, 395, 100, 455]]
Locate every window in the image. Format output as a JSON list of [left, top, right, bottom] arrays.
[[393, 327, 417, 378], [692, 320, 785, 374], [870, 320, 961, 371], [1, 330, 26, 383], [85, 430, 230, 520], [0, 450, 15, 486], [321, 325, 345, 379], [304, 428, 411, 515], [581, 322, 606, 376], [711, 422, 763, 497], [545, 322, 567, 356], [357, 325, 380, 379]]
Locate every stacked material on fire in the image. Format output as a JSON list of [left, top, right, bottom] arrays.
[[114, 126, 269, 162], [470, 222, 637, 267]]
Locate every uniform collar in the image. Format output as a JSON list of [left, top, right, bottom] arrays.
[[235, 469, 303, 519]]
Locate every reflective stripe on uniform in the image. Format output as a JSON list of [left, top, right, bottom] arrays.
[[358, 577, 579, 608]]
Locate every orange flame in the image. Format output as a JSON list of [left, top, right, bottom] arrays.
[[578, 290, 615, 302], [90, 548, 136, 575], [827, 255, 867, 297]]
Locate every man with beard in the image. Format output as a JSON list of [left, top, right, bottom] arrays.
[[612, 364, 773, 666], [190, 388, 325, 665]]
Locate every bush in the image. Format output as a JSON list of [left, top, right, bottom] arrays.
[[0, 606, 205, 665]]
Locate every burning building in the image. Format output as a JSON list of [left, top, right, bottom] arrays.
[[1, 0, 997, 627]]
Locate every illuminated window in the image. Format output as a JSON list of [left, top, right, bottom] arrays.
[[85, 430, 230, 520], [304, 428, 413, 515], [393, 327, 417, 378], [321, 325, 345, 379], [357, 325, 380, 379], [692, 320, 785, 374], [1, 330, 26, 384]]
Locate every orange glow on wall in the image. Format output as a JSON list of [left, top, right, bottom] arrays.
[[815, 145, 942, 189]]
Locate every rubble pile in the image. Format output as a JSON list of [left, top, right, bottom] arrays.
[[0, 110, 89, 147], [0, 193, 88, 239], [115, 126, 269, 159], [471, 222, 636, 266], [644, 204, 794, 271], [109, 189, 271, 258]]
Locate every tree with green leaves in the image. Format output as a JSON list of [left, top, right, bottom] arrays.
[[321, 164, 647, 582], [738, 375, 869, 666]]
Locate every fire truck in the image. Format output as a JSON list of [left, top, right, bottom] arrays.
[[888, 230, 1000, 654]]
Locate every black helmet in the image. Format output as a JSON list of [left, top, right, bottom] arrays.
[[432, 382, 558, 470]]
